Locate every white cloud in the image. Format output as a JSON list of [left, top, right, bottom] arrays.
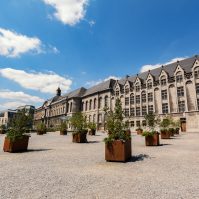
[[0, 90, 44, 110], [89, 20, 95, 27], [43, 0, 89, 26], [86, 76, 121, 87], [0, 68, 72, 94], [0, 28, 42, 58], [140, 57, 187, 73]]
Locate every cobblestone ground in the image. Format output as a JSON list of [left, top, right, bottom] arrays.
[[0, 132, 199, 199]]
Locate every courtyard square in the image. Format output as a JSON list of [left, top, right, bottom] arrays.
[[0, 132, 199, 199]]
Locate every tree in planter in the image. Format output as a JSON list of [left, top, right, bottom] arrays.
[[160, 116, 172, 139], [104, 98, 131, 162], [36, 122, 47, 135], [170, 119, 180, 135], [70, 112, 88, 143], [87, 122, 97, 135], [142, 113, 160, 146], [59, 121, 68, 135], [0, 124, 6, 134], [3, 109, 32, 152]]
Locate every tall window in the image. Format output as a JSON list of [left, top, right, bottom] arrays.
[[125, 97, 129, 106], [178, 101, 185, 112], [176, 72, 183, 83], [136, 121, 141, 127], [136, 95, 140, 104], [142, 92, 146, 103], [124, 109, 129, 117], [93, 114, 96, 122], [194, 67, 199, 79], [116, 90, 119, 96], [160, 76, 167, 86], [142, 106, 147, 116], [89, 100, 92, 110], [98, 97, 102, 109], [70, 102, 72, 112], [135, 83, 140, 92], [148, 93, 153, 102], [130, 94, 134, 104], [98, 114, 102, 122], [161, 90, 167, 100], [130, 108, 135, 116], [147, 80, 153, 89], [130, 121, 135, 127], [136, 107, 141, 116], [104, 96, 108, 107], [85, 101, 88, 111], [148, 105, 153, 114], [125, 86, 129, 94], [93, 98, 97, 109], [177, 87, 184, 97], [197, 99, 199, 110], [196, 83, 199, 95], [89, 115, 92, 122], [162, 103, 169, 114]]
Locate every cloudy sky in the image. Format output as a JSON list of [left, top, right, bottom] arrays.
[[0, 0, 199, 110]]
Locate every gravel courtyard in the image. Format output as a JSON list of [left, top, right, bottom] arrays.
[[0, 132, 199, 199]]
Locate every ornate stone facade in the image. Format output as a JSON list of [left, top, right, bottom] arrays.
[[34, 55, 199, 132]]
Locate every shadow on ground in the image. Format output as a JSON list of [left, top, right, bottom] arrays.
[[129, 154, 150, 162], [26, 149, 52, 153], [87, 141, 101, 144]]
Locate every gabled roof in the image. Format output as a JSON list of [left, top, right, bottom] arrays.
[[64, 87, 87, 99], [82, 79, 116, 97]]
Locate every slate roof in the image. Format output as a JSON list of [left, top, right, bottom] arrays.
[[117, 55, 199, 85], [63, 87, 87, 98], [82, 79, 116, 97]]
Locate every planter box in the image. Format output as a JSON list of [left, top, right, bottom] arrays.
[[60, 130, 67, 135], [89, 129, 96, 136], [174, 128, 180, 135], [136, 129, 143, 135], [37, 131, 44, 135], [3, 136, 29, 153], [72, 132, 87, 143], [105, 139, 132, 162], [161, 130, 170, 139], [145, 133, 160, 146]]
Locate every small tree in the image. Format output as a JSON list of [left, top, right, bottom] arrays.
[[59, 121, 68, 132], [104, 98, 130, 143], [87, 122, 96, 130], [70, 112, 87, 133], [160, 116, 171, 131], [36, 122, 47, 133], [6, 109, 32, 141]]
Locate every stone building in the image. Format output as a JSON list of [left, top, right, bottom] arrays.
[[34, 55, 199, 132]]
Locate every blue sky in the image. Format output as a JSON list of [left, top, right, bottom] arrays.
[[0, 0, 199, 110]]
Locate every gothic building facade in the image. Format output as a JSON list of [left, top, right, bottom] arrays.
[[34, 55, 199, 132]]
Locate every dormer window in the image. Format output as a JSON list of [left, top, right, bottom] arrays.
[[147, 80, 153, 89], [194, 66, 199, 79], [176, 72, 183, 83], [135, 83, 140, 92], [160, 76, 167, 86], [115, 90, 119, 96], [125, 85, 129, 94]]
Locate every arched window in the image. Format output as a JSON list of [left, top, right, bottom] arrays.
[[141, 91, 146, 103], [176, 71, 183, 83], [130, 94, 134, 104], [194, 66, 199, 79], [147, 80, 153, 89], [93, 98, 97, 109], [98, 97, 102, 109], [89, 99, 92, 110], [104, 96, 108, 107], [160, 75, 166, 86], [70, 102, 72, 112], [115, 89, 119, 96], [89, 115, 92, 122], [85, 101, 88, 111]]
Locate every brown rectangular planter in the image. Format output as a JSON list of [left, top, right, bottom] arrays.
[[37, 131, 44, 135], [88, 129, 96, 136], [105, 139, 132, 162], [72, 132, 87, 143], [3, 136, 29, 153], [161, 130, 171, 139], [60, 130, 67, 135], [145, 133, 160, 146]]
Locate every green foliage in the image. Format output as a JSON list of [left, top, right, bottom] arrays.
[[59, 121, 68, 132], [6, 109, 31, 142], [142, 131, 156, 137], [144, 112, 160, 131], [0, 124, 6, 130], [36, 122, 47, 132], [87, 122, 96, 130], [104, 98, 131, 143], [70, 112, 87, 132], [160, 116, 171, 130]]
